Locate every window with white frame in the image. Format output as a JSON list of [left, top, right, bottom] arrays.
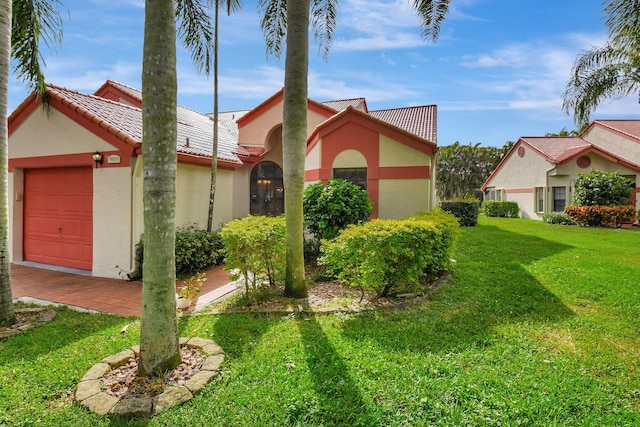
[[552, 186, 566, 212], [534, 187, 545, 212], [485, 188, 496, 200]]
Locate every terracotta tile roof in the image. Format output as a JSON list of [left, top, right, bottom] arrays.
[[103, 80, 142, 102], [592, 120, 640, 141], [46, 84, 241, 164], [369, 105, 437, 143], [520, 136, 591, 163], [322, 98, 368, 113]]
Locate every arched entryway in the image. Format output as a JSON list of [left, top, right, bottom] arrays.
[[250, 161, 284, 216]]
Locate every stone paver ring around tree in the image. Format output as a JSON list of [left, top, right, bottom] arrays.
[[75, 337, 225, 418]]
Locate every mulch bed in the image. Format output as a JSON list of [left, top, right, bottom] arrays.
[[99, 347, 205, 399]]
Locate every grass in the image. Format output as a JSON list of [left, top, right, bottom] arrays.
[[1, 216, 640, 426]]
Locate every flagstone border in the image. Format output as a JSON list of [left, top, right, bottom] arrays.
[[75, 337, 224, 418]]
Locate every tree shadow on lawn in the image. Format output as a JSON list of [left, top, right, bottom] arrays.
[[340, 225, 576, 354], [0, 308, 130, 367], [296, 315, 377, 427]]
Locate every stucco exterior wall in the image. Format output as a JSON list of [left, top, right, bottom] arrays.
[[333, 149, 367, 168], [378, 179, 430, 218], [584, 126, 640, 164], [238, 98, 329, 148], [379, 135, 431, 167], [489, 144, 551, 190], [175, 163, 235, 231], [92, 166, 133, 278], [10, 108, 115, 158], [306, 140, 322, 170]]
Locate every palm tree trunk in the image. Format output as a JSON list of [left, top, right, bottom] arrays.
[[0, 0, 14, 327], [139, 0, 181, 377], [207, 0, 220, 232], [282, 0, 309, 298]]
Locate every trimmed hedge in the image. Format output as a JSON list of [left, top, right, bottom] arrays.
[[564, 205, 636, 228], [440, 199, 479, 226], [220, 215, 286, 294], [319, 216, 459, 297], [131, 227, 223, 280], [482, 200, 519, 218], [303, 179, 373, 240], [542, 212, 576, 226]]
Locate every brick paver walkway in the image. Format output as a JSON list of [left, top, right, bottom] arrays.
[[10, 263, 233, 316]]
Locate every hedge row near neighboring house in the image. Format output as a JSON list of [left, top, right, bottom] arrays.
[[131, 227, 224, 280], [319, 214, 460, 297], [564, 205, 636, 228], [482, 200, 519, 218], [542, 212, 576, 226], [440, 199, 479, 226], [220, 215, 286, 294]]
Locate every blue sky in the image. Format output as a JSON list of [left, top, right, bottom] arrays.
[[8, 0, 639, 147]]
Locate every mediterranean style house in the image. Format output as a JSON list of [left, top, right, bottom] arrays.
[[8, 80, 438, 278], [482, 120, 640, 219]]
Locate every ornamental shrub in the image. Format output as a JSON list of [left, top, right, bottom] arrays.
[[303, 179, 373, 240], [220, 215, 286, 294], [573, 170, 633, 206], [130, 227, 223, 280], [564, 205, 635, 228], [319, 216, 459, 297], [482, 200, 519, 218], [542, 212, 576, 226], [440, 199, 479, 226]]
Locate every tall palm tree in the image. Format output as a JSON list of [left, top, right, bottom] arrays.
[[207, 0, 241, 232], [0, 0, 63, 327], [258, 0, 451, 298], [562, 0, 640, 127], [138, 0, 216, 377], [138, 0, 181, 377]]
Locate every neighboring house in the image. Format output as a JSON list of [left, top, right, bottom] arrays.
[[8, 80, 438, 278], [482, 120, 640, 219]]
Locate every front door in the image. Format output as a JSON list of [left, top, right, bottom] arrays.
[[250, 161, 284, 216]]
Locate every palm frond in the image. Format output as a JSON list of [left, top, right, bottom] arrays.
[[411, 0, 450, 42], [11, 0, 64, 101], [176, 0, 215, 75], [563, 43, 640, 126], [310, 0, 338, 61], [604, 0, 640, 49], [258, 0, 287, 59]]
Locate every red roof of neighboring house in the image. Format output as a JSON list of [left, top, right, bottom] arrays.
[[589, 120, 640, 141], [520, 136, 591, 163], [370, 105, 437, 144]]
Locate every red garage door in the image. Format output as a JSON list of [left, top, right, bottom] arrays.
[[24, 167, 93, 271]]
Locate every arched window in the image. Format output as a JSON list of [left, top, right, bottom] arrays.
[[250, 161, 284, 216]]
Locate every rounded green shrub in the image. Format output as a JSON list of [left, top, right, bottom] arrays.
[[303, 179, 373, 240], [482, 200, 519, 218], [573, 170, 633, 206], [440, 199, 479, 226]]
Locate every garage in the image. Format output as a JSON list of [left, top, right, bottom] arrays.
[[23, 167, 93, 271]]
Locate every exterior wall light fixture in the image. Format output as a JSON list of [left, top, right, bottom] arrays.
[[92, 151, 104, 167]]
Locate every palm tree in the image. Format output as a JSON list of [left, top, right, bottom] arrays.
[[138, 0, 181, 377], [0, 0, 63, 327], [258, 0, 451, 298], [138, 0, 217, 377], [562, 0, 640, 127], [207, 0, 241, 232]]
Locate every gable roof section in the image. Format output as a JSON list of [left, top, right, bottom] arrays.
[[520, 136, 591, 164], [307, 106, 437, 155], [369, 105, 437, 144], [9, 83, 242, 166], [587, 119, 640, 142], [94, 80, 142, 107], [322, 98, 368, 113]]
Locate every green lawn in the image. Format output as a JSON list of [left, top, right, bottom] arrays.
[[1, 217, 640, 426]]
